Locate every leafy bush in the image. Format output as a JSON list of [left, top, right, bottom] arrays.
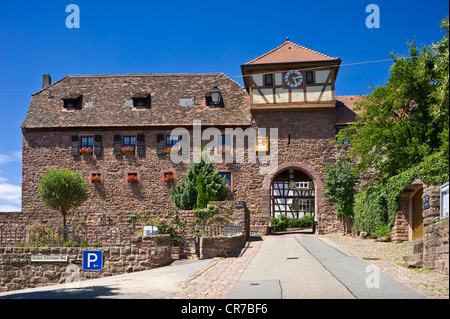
[[372, 223, 392, 239], [271, 216, 289, 232], [154, 216, 186, 245], [353, 187, 388, 235], [271, 215, 314, 232], [324, 159, 357, 219]]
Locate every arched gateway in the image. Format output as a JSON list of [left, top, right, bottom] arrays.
[[261, 163, 325, 232]]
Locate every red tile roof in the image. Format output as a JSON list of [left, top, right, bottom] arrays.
[[335, 95, 365, 125], [244, 39, 340, 65], [22, 73, 251, 129]]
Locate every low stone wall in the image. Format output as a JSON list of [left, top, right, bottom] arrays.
[[199, 234, 246, 260], [423, 219, 449, 275], [0, 234, 171, 292], [178, 201, 250, 238]]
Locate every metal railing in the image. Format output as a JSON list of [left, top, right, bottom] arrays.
[[0, 226, 132, 247], [196, 223, 243, 237]]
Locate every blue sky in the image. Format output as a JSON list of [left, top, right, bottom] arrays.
[[0, 0, 448, 211]]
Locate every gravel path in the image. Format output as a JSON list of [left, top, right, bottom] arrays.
[[323, 234, 449, 299]]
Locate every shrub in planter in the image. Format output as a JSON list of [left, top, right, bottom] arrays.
[[90, 175, 102, 184], [163, 146, 179, 155], [121, 146, 135, 154], [79, 147, 93, 155], [163, 173, 175, 183], [271, 215, 314, 232], [126, 175, 139, 183]]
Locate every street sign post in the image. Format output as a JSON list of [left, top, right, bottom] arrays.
[[82, 250, 103, 271]]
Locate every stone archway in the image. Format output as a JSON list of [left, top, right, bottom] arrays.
[[261, 163, 325, 229]]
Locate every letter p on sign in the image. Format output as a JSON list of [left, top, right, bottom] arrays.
[[83, 250, 103, 271]]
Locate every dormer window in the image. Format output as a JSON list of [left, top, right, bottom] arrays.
[[62, 94, 82, 110], [65, 100, 76, 109], [132, 93, 150, 109]]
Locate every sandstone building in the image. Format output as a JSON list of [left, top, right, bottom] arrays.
[[20, 39, 361, 235]]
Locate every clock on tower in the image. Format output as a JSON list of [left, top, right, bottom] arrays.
[[283, 70, 304, 88]]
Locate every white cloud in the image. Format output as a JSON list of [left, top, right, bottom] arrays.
[[0, 154, 11, 165], [0, 204, 21, 212], [0, 151, 22, 212], [0, 177, 21, 205], [0, 151, 22, 165]]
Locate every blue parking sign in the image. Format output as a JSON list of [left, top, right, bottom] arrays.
[[83, 250, 103, 271]]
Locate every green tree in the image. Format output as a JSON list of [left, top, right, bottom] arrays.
[[195, 172, 209, 209], [324, 158, 357, 219], [38, 168, 89, 231], [171, 149, 228, 210], [339, 18, 449, 180]]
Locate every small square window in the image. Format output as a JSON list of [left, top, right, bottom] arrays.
[[126, 172, 139, 183], [264, 74, 273, 87], [306, 71, 314, 84]]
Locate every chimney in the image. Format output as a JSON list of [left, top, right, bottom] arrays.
[[42, 74, 52, 89]]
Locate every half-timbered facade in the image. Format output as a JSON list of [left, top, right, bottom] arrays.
[[241, 38, 341, 110]]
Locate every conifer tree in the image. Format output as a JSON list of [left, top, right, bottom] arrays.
[[171, 149, 228, 210]]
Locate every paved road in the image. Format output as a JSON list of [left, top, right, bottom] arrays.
[[0, 259, 215, 299], [0, 235, 426, 299], [228, 236, 425, 299]]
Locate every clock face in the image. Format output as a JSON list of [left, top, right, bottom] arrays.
[[284, 70, 304, 88]]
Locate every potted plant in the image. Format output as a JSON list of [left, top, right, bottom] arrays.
[[163, 146, 179, 155], [121, 146, 135, 155], [79, 147, 93, 155], [163, 173, 175, 183], [219, 145, 231, 154], [90, 175, 102, 184], [126, 174, 139, 183]]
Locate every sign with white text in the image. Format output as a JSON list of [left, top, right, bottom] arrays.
[[82, 250, 103, 271], [31, 255, 68, 262]]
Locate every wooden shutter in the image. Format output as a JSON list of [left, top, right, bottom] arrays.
[[71, 136, 79, 156], [94, 135, 102, 155], [136, 134, 145, 155], [113, 134, 122, 155], [156, 134, 164, 155]]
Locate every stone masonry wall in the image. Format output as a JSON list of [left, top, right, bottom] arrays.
[[19, 108, 353, 237], [199, 234, 246, 260], [422, 183, 449, 275], [391, 181, 449, 275], [0, 234, 171, 292], [423, 219, 449, 275]]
